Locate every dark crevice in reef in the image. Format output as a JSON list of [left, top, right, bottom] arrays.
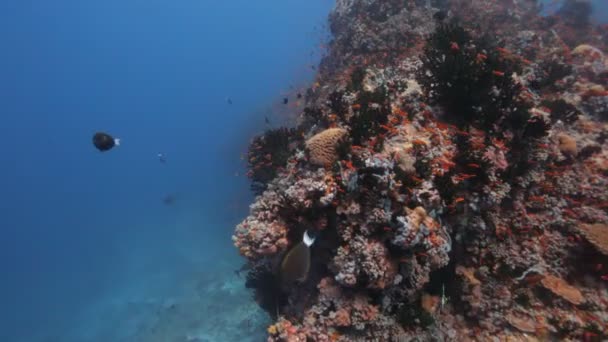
[[245, 263, 288, 320]]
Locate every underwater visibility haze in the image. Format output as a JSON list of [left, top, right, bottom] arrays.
[[0, 1, 332, 341], [1, 0, 608, 341]]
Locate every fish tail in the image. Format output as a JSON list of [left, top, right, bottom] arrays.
[[114, 138, 121, 146], [303, 230, 315, 247]]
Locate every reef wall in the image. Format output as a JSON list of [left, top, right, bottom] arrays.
[[234, 0, 608, 340]]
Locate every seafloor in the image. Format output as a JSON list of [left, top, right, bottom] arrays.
[[27, 215, 271, 342], [234, 0, 608, 341], [56, 252, 270, 342], [68, 263, 267, 342]]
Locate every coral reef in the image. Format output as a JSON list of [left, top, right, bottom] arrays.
[[234, 0, 608, 340]]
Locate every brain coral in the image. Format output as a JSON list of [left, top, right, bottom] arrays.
[[305, 128, 348, 166]]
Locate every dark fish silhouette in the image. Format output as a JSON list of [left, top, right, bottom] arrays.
[[280, 230, 315, 285], [283, 97, 288, 104], [92, 132, 120, 152], [433, 10, 447, 21], [226, 97, 233, 104], [297, 93, 302, 99], [163, 194, 176, 205], [265, 116, 271, 125], [158, 153, 167, 164], [235, 263, 252, 277]]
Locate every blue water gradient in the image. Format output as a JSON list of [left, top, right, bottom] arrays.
[[541, 0, 608, 21], [0, 1, 331, 341]]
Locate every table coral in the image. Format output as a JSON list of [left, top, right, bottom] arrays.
[[540, 274, 585, 306], [578, 223, 608, 255]]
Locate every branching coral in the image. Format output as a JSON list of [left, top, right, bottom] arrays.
[[233, 200, 289, 259], [349, 88, 390, 147], [541, 99, 581, 124], [332, 236, 397, 289], [391, 207, 451, 260], [530, 60, 573, 91]]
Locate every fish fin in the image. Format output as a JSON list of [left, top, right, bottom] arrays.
[[303, 230, 315, 247], [114, 138, 121, 146]]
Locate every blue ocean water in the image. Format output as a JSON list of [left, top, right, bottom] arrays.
[[541, 0, 608, 21], [0, 1, 331, 341]]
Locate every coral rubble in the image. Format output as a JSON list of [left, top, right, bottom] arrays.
[[234, 0, 608, 340]]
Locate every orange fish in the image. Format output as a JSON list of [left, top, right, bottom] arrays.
[[343, 160, 355, 170], [412, 139, 428, 146]]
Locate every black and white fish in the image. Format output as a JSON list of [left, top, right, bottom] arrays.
[[279, 230, 316, 285], [92, 132, 120, 152]]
